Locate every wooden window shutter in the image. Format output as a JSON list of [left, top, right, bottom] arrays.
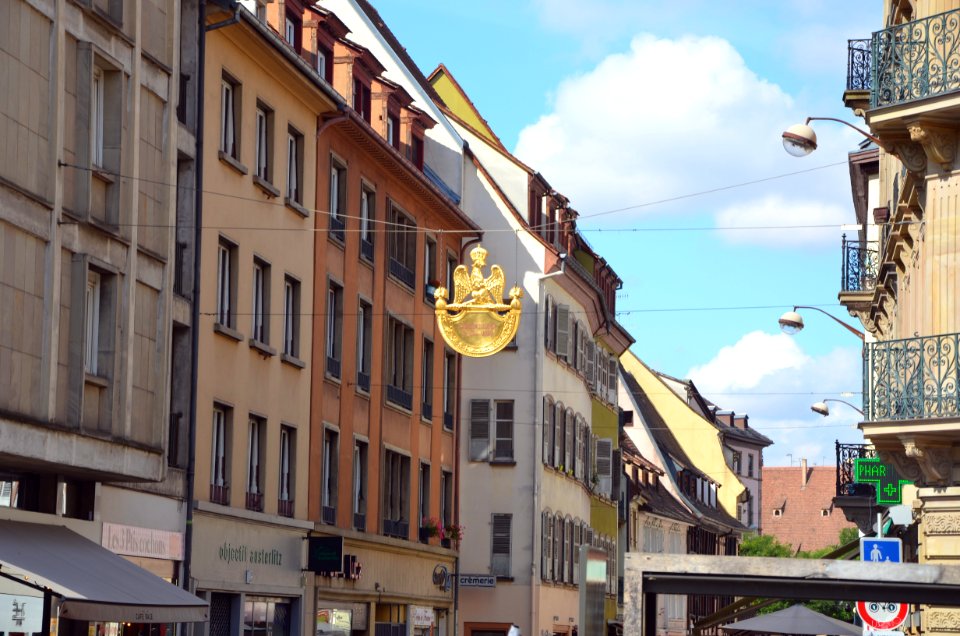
[[491, 513, 511, 576], [542, 397, 553, 465], [469, 400, 490, 461], [494, 401, 514, 461], [596, 438, 613, 496], [555, 305, 569, 360]]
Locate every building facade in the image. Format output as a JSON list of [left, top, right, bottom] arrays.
[[0, 0, 205, 632], [762, 463, 855, 552]]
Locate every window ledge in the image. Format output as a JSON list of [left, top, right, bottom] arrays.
[[385, 399, 413, 416], [92, 167, 116, 184], [213, 322, 244, 342], [249, 339, 276, 357], [284, 197, 310, 218], [281, 353, 305, 369], [218, 151, 249, 176], [84, 372, 110, 388], [489, 459, 517, 467], [253, 174, 280, 198], [324, 372, 342, 385]]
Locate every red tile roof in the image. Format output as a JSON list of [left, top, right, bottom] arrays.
[[761, 466, 856, 552]]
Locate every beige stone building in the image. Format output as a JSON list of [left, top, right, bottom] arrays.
[[0, 0, 206, 632], [828, 1, 960, 634]]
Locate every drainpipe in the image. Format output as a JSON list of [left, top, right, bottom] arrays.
[[182, 0, 207, 601], [531, 254, 566, 635]]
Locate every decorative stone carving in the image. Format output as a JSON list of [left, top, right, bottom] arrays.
[[926, 608, 960, 631], [907, 121, 958, 172], [890, 138, 928, 175], [924, 513, 960, 536], [901, 439, 953, 485]]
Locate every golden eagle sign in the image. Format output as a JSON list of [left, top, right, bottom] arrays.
[[434, 245, 523, 357]]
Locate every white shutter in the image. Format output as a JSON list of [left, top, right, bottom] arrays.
[[491, 513, 512, 576], [553, 403, 563, 467], [542, 398, 552, 464], [608, 357, 618, 404], [587, 341, 596, 390], [469, 400, 491, 461], [596, 438, 613, 496], [555, 305, 569, 361]]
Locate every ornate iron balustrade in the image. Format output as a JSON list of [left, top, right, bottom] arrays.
[[864, 332, 960, 421], [841, 236, 879, 292], [835, 441, 876, 497], [848, 39, 872, 91], [872, 7, 960, 108]]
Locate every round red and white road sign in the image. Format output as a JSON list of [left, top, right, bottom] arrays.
[[856, 601, 908, 630]]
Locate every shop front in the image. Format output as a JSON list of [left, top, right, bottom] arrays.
[[311, 536, 454, 636], [191, 512, 309, 636], [0, 518, 208, 636]]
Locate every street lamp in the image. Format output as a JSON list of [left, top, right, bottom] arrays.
[[778, 305, 865, 340], [781, 117, 886, 157], [811, 398, 864, 417]]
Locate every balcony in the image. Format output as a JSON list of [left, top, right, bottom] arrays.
[[386, 384, 413, 411], [329, 215, 345, 243], [277, 498, 294, 518], [388, 257, 415, 289], [322, 505, 336, 525], [210, 483, 230, 505], [353, 512, 366, 531], [844, 38, 872, 111], [422, 402, 432, 421], [246, 491, 264, 512], [833, 442, 878, 534], [864, 332, 960, 422], [326, 356, 341, 379], [357, 370, 370, 393], [383, 518, 408, 539], [838, 236, 879, 316], [360, 238, 374, 262], [871, 8, 960, 109]]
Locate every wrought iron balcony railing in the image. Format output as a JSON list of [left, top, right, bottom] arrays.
[[864, 332, 960, 421], [841, 236, 879, 292], [835, 441, 877, 497], [847, 39, 872, 91], [872, 7, 960, 108]]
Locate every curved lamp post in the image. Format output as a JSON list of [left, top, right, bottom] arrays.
[[782, 117, 886, 157], [778, 305, 865, 340], [811, 398, 864, 417]]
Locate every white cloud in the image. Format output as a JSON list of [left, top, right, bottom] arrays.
[[714, 194, 848, 248], [686, 331, 864, 467], [513, 34, 830, 220]]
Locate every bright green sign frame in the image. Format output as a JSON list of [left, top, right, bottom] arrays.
[[854, 457, 911, 505]]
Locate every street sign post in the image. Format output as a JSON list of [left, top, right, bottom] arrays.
[[856, 601, 908, 631], [860, 537, 902, 563]]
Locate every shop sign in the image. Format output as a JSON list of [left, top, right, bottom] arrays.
[[410, 606, 435, 628], [854, 458, 911, 505], [458, 574, 496, 587], [102, 523, 184, 560], [307, 537, 342, 575], [217, 542, 283, 567], [0, 593, 42, 633]]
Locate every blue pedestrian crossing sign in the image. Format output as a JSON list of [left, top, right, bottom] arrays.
[[861, 537, 901, 563]]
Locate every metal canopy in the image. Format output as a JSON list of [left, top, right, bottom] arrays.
[[624, 553, 960, 636]]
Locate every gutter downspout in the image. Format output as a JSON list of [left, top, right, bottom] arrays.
[[532, 255, 566, 635], [183, 0, 208, 601]]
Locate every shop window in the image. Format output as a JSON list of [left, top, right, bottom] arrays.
[[244, 597, 292, 636]]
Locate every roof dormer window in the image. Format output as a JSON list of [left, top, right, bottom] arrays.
[[387, 113, 400, 149], [411, 134, 424, 170], [284, 11, 302, 53], [316, 43, 332, 82], [354, 78, 371, 123]]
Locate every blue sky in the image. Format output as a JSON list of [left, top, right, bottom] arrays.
[[372, 0, 878, 466]]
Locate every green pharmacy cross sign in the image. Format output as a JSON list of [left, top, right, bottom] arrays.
[[854, 457, 911, 505]]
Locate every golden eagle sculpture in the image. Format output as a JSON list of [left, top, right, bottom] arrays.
[[434, 245, 523, 357]]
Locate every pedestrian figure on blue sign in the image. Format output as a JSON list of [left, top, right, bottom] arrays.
[[870, 542, 882, 562]]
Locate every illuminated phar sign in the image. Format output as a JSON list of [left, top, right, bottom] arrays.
[[854, 457, 911, 505], [434, 245, 522, 358]]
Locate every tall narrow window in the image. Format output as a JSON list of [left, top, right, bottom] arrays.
[[283, 276, 300, 358], [316, 45, 329, 81], [440, 470, 453, 527], [326, 282, 343, 378], [359, 186, 374, 261], [357, 300, 372, 392], [278, 425, 294, 517], [329, 160, 346, 240], [211, 406, 230, 505], [286, 128, 303, 205], [542, 397, 554, 465], [251, 258, 269, 344], [253, 104, 270, 181], [424, 236, 437, 303], [353, 440, 368, 530], [747, 453, 754, 478], [491, 514, 512, 577], [220, 76, 238, 158], [446, 254, 457, 297], [412, 134, 424, 170], [386, 317, 414, 409], [322, 428, 338, 524], [91, 67, 104, 167], [216, 238, 237, 328], [418, 463, 431, 538], [386, 114, 399, 148], [382, 450, 410, 539], [442, 351, 456, 430], [469, 400, 490, 462], [284, 15, 296, 46], [387, 204, 417, 289], [84, 270, 101, 374], [494, 401, 514, 462], [421, 339, 434, 420], [246, 416, 265, 511]]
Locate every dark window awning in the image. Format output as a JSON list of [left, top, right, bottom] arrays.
[[0, 519, 207, 623]]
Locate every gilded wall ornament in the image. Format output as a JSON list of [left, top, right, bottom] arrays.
[[434, 245, 523, 358]]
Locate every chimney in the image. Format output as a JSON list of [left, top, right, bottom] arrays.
[[801, 459, 808, 488]]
